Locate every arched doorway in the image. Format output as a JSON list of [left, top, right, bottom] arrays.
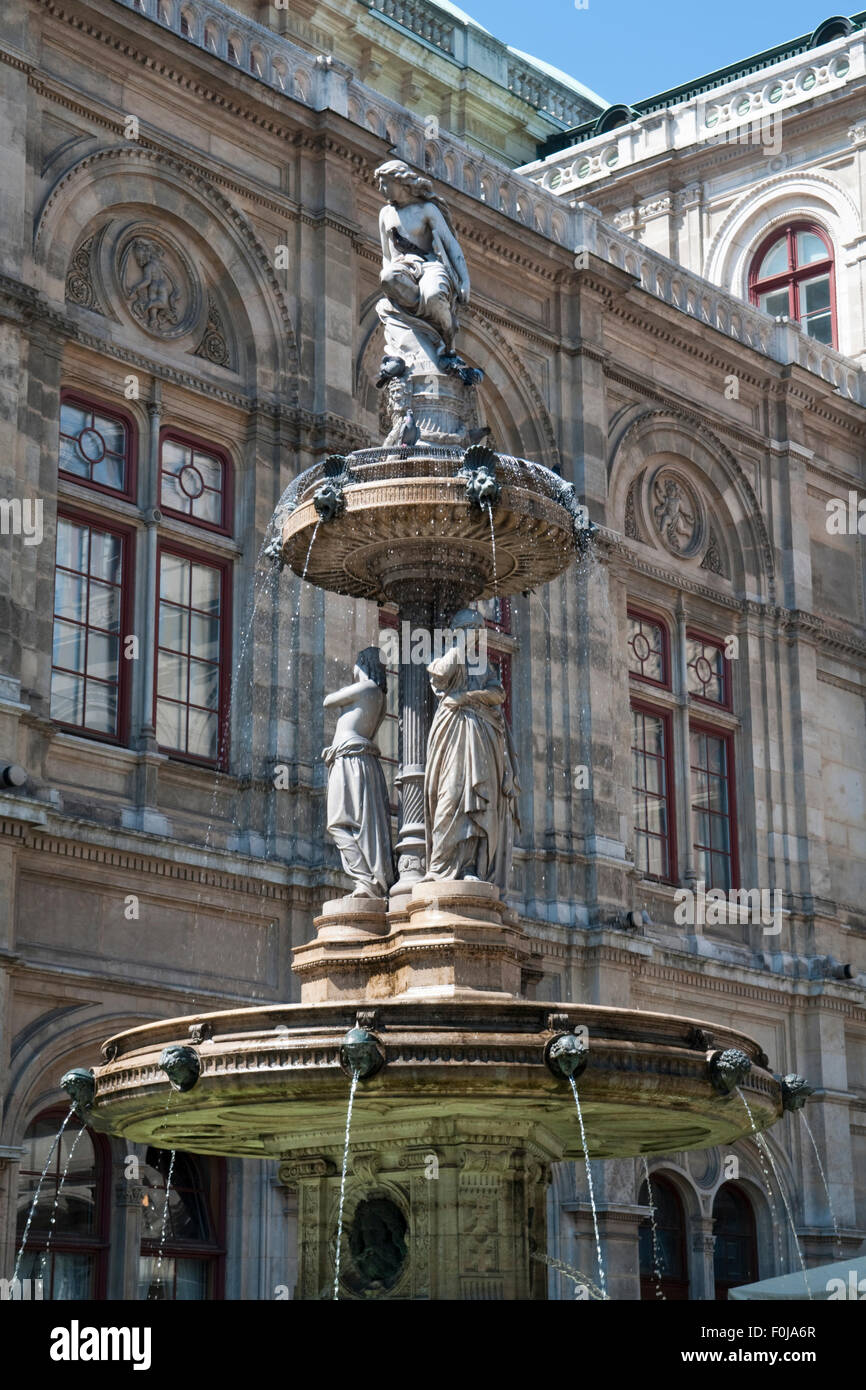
[[638, 1173, 690, 1299], [713, 1182, 758, 1298]]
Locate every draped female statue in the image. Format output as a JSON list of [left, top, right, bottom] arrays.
[[422, 611, 519, 892], [322, 648, 395, 898]]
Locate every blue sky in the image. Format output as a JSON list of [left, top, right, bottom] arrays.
[[453, 1, 849, 108]]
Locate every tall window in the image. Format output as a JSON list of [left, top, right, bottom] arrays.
[[51, 510, 134, 742], [713, 1182, 758, 1299], [638, 1174, 689, 1300], [155, 545, 230, 766], [15, 1111, 109, 1298], [139, 1149, 225, 1299], [627, 609, 737, 889], [632, 702, 675, 881], [59, 393, 136, 501], [749, 224, 836, 346], [691, 725, 736, 892]]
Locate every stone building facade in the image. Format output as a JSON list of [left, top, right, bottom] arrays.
[[0, 0, 863, 1299]]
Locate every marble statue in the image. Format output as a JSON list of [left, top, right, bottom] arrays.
[[322, 647, 395, 898], [375, 159, 470, 369], [422, 609, 519, 891]]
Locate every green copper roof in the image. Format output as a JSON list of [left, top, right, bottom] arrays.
[[537, 10, 866, 158]]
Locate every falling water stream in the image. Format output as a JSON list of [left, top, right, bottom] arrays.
[[738, 1089, 812, 1298], [333, 1069, 360, 1300], [800, 1112, 843, 1258], [150, 1149, 178, 1301], [485, 502, 498, 600], [39, 1122, 87, 1290], [13, 1105, 75, 1284], [736, 1088, 785, 1270], [568, 1077, 607, 1300], [641, 1156, 666, 1300], [531, 1250, 606, 1300]]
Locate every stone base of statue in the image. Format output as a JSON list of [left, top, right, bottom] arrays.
[[293, 880, 538, 1003], [383, 367, 479, 447]]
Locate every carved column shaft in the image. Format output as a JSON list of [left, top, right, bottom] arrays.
[[392, 597, 435, 898]]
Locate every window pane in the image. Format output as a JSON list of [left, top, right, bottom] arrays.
[[60, 403, 88, 436], [158, 651, 186, 701], [795, 230, 828, 266], [191, 564, 220, 613], [159, 603, 189, 652], [55, 571, 86, 623], [156, 699, 184, 750], [59, 436, 88, 477], [757, 236, 788, 278], [692, 731, 734, 892], [160, 438, 225, 528], [160, 554, 188, 604], [50, 671, 84, 724], [56, 519, 88, 572], [94, 414, 125, 453], [190, 612, 220, 662], [758, 288, 790, 317], [89, 531, 122, 585], [88, 581, 121, 632], [84, 681, 117, 733], [189, 659, 219, 709], [87, 631, 119, 681], [53, 620, 85, 673], [187, 708, 218, 759], [92, 454, 124, 491], [804, 311, 833, 345], [802, 274, 830, 314]]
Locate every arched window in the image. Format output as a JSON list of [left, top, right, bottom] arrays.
[[139, 1148, 225, 1299], [713, 1182, 758, 1298], [15, 1110, 110, 1298], [749, 223, 836, 346], [638, 1174, 689, 1299]]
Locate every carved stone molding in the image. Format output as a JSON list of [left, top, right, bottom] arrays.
[[193, 292, 232, 369]]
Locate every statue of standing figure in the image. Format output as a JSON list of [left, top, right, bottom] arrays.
[[422, 610, 520, 893], [375, 159, 471, 369], [322, 648, 395, 899]]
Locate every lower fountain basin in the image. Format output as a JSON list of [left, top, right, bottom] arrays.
[[88, 1000, 781, 1160]]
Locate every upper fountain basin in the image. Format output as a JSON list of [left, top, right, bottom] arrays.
[[277, 447, 578, 607], [85, 999, 781, 1163]]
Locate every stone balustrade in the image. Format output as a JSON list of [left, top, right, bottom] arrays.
[[370, 0, 455, 56], [523, 29, 865, 185], [113, 0, 866, 406]]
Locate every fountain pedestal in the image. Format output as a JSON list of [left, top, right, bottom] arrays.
[[294, 880, 534, 1002], [280, 1118, 550, 1300]]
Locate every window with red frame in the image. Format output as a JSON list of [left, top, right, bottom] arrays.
[[627, 611, 669, 687], [59, 394, 136, 501], [749, 224, 836, 346], [155, 546, 230, 766], [15, 1111, 109, 1299], [159, 432, 231, 533], [139, 1149, 225, 1300], [51, 511, 133, 741], [690, 726, 736, 891], [632, 703, 676, 881], [686, 633, 731, 708]]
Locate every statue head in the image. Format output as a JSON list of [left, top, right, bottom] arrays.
[[374, 160, 457, 233], [375, 159, 432, 204], [356, 646, 387, 692], [450, 608, 484, 633]]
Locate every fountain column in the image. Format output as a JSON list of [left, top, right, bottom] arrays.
[[391, 597, 434, 903]]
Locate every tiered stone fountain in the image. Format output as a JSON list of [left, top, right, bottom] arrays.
[[63, 162, 802, 1301]]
